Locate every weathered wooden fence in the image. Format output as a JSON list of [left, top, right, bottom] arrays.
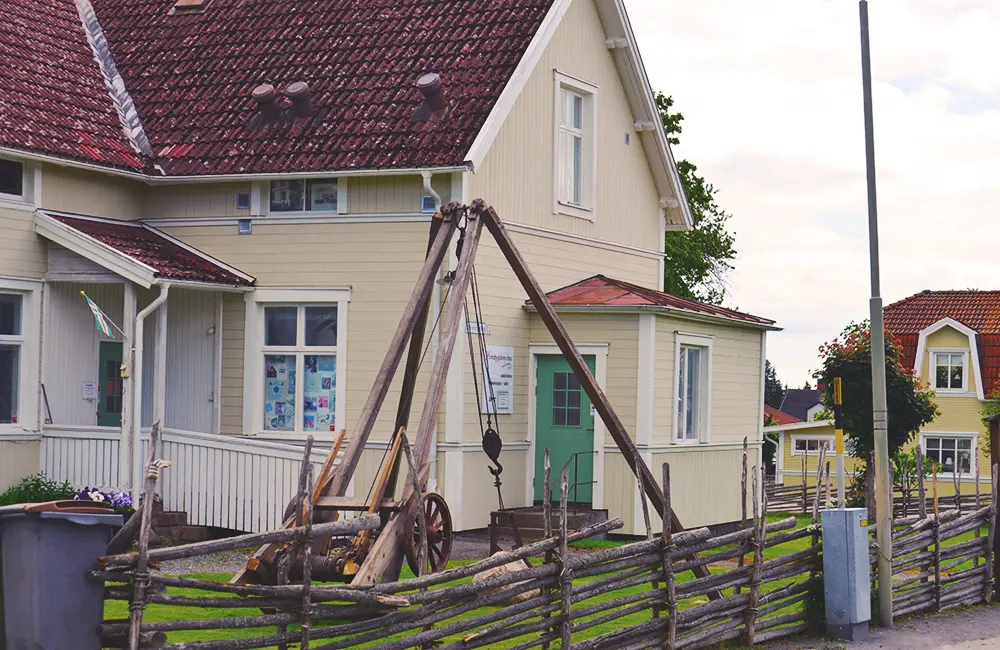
[[95, 436, 823, 649]]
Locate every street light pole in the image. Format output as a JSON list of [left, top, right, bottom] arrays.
[[859, 0, 893, 627]]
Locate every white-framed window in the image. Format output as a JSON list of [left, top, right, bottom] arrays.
[[791, 435, 833, 456], [553, 71, 598, 220], [674, 332, 712, 443], [922, 433, 977, 476], [268, 178, 341, 214], [0, 279, 41, 431], [0, 158, 37, 211], [0, 159, 23, 199], [245, 289, 349, 437], [932, 349, 967, 392]]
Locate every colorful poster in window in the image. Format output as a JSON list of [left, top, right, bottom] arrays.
[[481, 346, 514, 415], [304, 355, 336, 432], [264, 355, 296, 431], [308, 179, 338, 211]]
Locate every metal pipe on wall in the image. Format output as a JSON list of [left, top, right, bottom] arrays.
[[129, 283, 169, 498]]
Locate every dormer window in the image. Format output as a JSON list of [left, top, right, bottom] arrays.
[[934, 351, 966, 391], [269, 178, 338, 213], [0, 159, 24, 199]]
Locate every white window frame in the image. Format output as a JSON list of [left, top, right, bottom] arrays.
[[920, 431, 978, 478], [244, 288, 350, 438], [0, 158, 39, 212], [930, 348, 969, 394], [673, 332, 713, 444], [790, 434, 834, 456], [0, 278, 41, 433], [552, 71, 598, 221], [264, 178, 347, 216]]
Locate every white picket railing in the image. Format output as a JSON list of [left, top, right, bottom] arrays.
[[38, 425, 339, 533]]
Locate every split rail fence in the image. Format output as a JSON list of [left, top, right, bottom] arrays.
[[96, 436, 823, 650]]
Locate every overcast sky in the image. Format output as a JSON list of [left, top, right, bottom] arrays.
[[628, 0, 1000, 388]]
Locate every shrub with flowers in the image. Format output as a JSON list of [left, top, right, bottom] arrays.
[[815, 320, 938, 460], [74, 487, 135, 515]]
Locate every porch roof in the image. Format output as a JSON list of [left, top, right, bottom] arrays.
[[35, 211, 255, 289]]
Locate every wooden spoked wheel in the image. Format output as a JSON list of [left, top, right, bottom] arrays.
[[404, 492, 453, 575]]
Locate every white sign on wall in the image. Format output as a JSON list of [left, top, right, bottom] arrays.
[[82, 381, 99, 401], [481, 345, 514, 415]]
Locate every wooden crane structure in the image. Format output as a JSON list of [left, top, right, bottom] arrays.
[[236, 200, 712, 587]]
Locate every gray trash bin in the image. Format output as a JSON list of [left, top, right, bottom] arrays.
[[0, 505, 122, 650]]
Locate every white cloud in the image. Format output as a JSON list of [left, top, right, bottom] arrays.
[[627, 0, 1000, 385]]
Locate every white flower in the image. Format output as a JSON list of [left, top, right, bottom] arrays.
[[88, 490, 105, 502]]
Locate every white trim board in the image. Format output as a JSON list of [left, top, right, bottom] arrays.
[[913, 317, 984, 400], [527, 343, 609, 510]]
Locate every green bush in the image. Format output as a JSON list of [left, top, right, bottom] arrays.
[[0, 473, 76, 507]]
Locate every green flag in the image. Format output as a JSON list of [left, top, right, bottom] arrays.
[[81, 291, 114, 338]]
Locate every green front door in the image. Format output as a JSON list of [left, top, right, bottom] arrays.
[[98, 341, 124, 427], [534, 355, 596, 505]]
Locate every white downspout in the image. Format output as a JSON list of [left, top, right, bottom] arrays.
[[423, 171, 441, 491], [130, 283, 169, 498]]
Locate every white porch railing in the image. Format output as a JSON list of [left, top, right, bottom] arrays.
[[39, 426, 339, 533]]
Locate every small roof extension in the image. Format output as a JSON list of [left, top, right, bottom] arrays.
[[34, 211, 255, 289], [532, 275, 777, 329]]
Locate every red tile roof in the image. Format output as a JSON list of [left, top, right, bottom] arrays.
[[884, 290, 1000, 393], [69, 0, 554, 176], [0, 0, 145, 170], [764, 405, 801, 426], [542, 275, 776, 327], [52, 215, 254, 286]]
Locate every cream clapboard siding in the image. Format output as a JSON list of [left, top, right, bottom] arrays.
[[0, 438, 40, 491], [143, 175, 452, 220], [653, 446, 759, 528], [220, 294, 246, 435], [457, 448, 529, 532], [604, 452, 634, 533], [654, 316, 763, 445], [164, 289, 219, 433], [468, 0, 662, 253], [0, 207, 46, 278], [155, 220, 438, 496], [40, 164, 143, 219]]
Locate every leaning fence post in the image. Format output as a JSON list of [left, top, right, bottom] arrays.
[[662, 463, 677, 650], [801, 455, 808, 515], [632, 447, 659, 620], [558, 469, 572, 648], [541, 448, 553, 650], [127, 421, 166, 650], [736, 437, 748, 596], [745, 466, 767, 646], [812, 447, 826, 549], [987, 464, 997, 604], [975, 453, 982, 571], [300, 462, 314, 650]]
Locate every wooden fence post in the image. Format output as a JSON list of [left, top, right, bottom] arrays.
[[633, 447, 658, 621], [991, 417, 1000, 602], [812, 446, 825, 550], [300, 462, 314, 650], [278, 436, 314, 650], [662, 463, 677, 650], [745, 466, 767, 646], [558, 470, 572, 647], [542, 448, 552, 650], [736, 437, 748, 596], [128, 421, 165, 650], [988, 464, 998, 604], [801, 455, 808, 515]]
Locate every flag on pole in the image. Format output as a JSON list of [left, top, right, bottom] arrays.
[[81, 291, 115, 338]]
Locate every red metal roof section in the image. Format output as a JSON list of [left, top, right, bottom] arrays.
[[884, 289, 1000, 394], [52, 215, 253, 286], [543, 276, 776, 326], [764, 405, 801, 426], [0, 0, 144, 170], [82, 0, 553, 176]]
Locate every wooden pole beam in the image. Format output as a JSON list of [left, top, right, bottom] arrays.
[[990, 416, 1000, 602], [352, 205, 485, 585]]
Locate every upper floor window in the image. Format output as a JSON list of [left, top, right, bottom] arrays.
[[0, 159, 24, 199], [269, 178, 338, 213], [553, 72, 597, 220], [934, 351, 966, 391]]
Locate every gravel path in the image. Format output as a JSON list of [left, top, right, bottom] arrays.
[[765, 604, 1000, 649]]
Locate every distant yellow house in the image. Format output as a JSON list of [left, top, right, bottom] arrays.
[[770, 290, 998, 495], [764, 406, 859, 487]]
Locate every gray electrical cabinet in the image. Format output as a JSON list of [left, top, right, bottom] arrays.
[[821, 507, 871, 641]]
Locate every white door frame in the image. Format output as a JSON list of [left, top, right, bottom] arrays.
[[527, 343, 609, 509]]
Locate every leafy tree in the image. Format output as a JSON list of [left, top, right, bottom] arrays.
[[764, 360, 785, 409], [815, 321, 938, 460], [655, 93, 737, 305]]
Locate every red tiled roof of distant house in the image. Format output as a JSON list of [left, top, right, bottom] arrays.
[[542, 275, 776, 327], [52, 215, 253, 286], [764, 405, 801, 426], [81, 0, 554, 176], [884, 289, 1000, 394], [0, 0, 145, 170]]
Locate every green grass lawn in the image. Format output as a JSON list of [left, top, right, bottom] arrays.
[[103, 515, 824, 649]]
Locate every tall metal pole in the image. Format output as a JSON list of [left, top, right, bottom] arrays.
[[859, 0, 893, 626]]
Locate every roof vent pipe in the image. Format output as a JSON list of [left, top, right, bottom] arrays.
[[411, 73, 450, 123], [285, 81, 313, 118], [252, 84, 280, 123]]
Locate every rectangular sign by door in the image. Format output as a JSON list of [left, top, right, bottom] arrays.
[[481, 345, 514, 415]]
